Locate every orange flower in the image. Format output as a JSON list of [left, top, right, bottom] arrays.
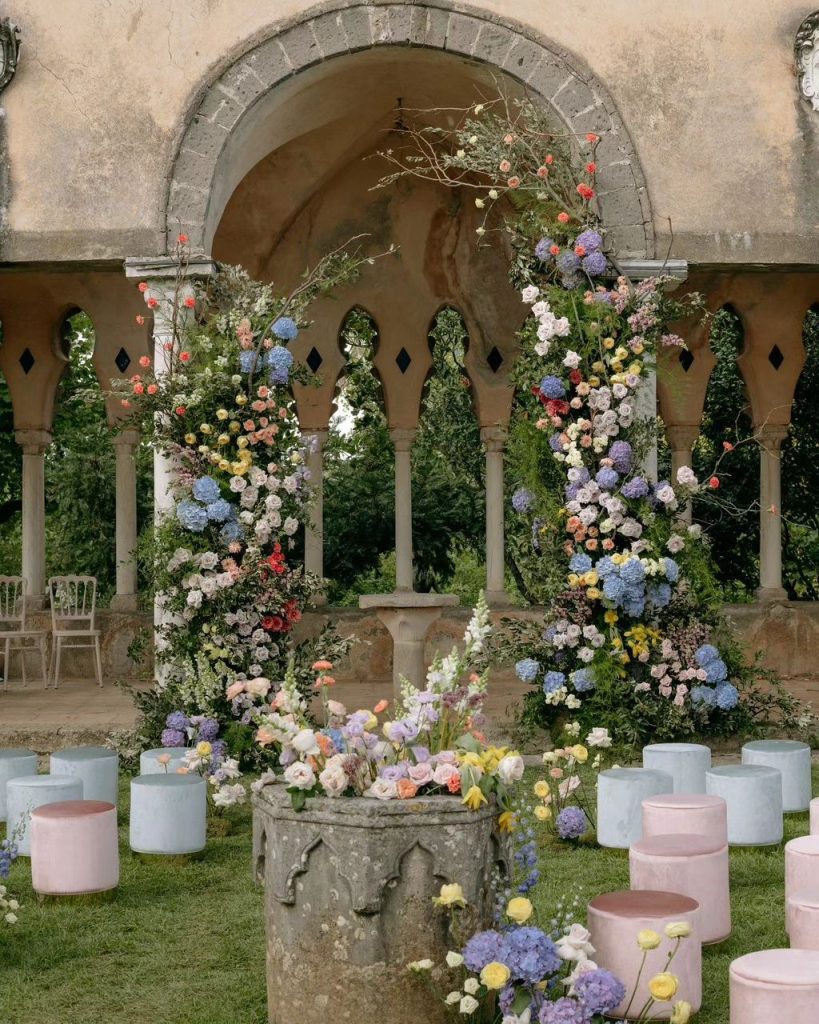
[[446, 774, 461, 794], [722, 441, 734, 452], [507, 176, 520, 189], [147, 384, 157, 395], [557, 212, 570, 223], [586, 133, 599, 143], [139, 356, 151, 368], [316, 733, 334, 757], [374, 699, 389, 714], [147, 296, 159, 308], [179, 351, 191, 362], [709, 476, 720, 489], [135, 314, 145, 326], [183, 296, 195, 309], [586, 161, 597, 173], [256, 726, 276, 746], [397, 778, 418, 799], [312, 660, 333, 671]]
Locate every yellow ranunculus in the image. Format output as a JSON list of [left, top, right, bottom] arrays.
[[216, 409, 229, 421], [588, 373, 602, 385], [637, 929, 661, 950], [196, 741, 212, 757], [534, 805, 552, 821], [498, 811, 515, 833], [664, 921, 692, 939], [184, 433, 197, 444], [506, 897, 533, 923], [480, 962, 511, 990], [571, 744, 588, 764], [462, 785, 487, 811], [602, 337, 615, 349], [534, 780, 550, 799], [584, 569, 599, 586], [433, 883, 466, 908], [670, 1001, 692, 1024], [648, 973, 679, 1001]]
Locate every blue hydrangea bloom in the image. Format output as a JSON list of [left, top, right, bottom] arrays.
[[220, 520, 243, 544], [502, 927, 562, 984], [596, 467, 619, 490], [192, 477, 221, 504], [574, 968, 627, 1016], [206, 498, 233, 523], [622, 596, 646, 618], [648, 582, 672, 608], [239, 350, 260, 374], [609, 440, 633, 474], [176, 499, 208, 533], [695, 644, 721, 667], [575, 229, 603, 253], [534, 237, 555, 260], [569, 553, 592, 573], [266, 345, 294, 384], [543, 671, 566, 694], [705, 659, 728, 684], [272, 316, 299, 342], [620, 559, 646, 587], [663, 557, 680, 583], [540, 376, 566, 400], [582, 251, 608, 276], [715, 682, 739, 710], [539, 997, 589, 1024], [463, 930, 507, 972], [603, 575, 625, 603], [516, 658, 540, 684], [556, 806, 588, 839], [512, 488, 535, 513], [570, 668, 595, 692], [596, 556, 616, 578], [621, 476, 650, 499], [691, 685, 717, 707]]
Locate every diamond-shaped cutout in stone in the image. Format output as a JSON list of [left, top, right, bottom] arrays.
[[395, 347, 411, 374], [768, 344, 784, 370], [19, 348, 34, 374], [306, 346, 323, 373], [115, 347, 131, 373], [679, 349, 694, 373], [487, 346, 504, 373]]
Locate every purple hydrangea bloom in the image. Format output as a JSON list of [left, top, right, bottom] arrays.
[[191, 477, 221, 504], [161, 728, 186, 747], [565, 483, 580, 501], [549, 434, 566, 453], [621, 476, 650, 499], [166, 711, 190, 731], [196, 717, 220, 742], [609, 440, 633, 474], [575, 229, 603, 253], [539, 998, 589, 1024], [266, 346, 294, 384], [210, 739, 227, 762], [582, 251, 608, 277], [499, 985, 517, 1016], [556, 806, 588, 840], [540, 376, 566, 400], [595, 467, 619, 491], [575, 969, 626, 1015], [557, 252, 581, 275], [535, 237, 555, 260], [512, 487, 535, 513], [463, 930, 507, 972], [272, 316, 299, 342], [502, 927, 562, 984], [715, 682, 739, 710]]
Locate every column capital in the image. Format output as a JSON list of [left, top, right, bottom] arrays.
[[124, 255, 218, 280], [15, 428, 51, 454], [480, 424, 509, 451], [755, 423, 790, 450], [665, 423, 700, 452], [389, 427, 417, 451], [112, 428, 140, 448]]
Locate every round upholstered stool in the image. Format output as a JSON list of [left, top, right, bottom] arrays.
[[788, 890, 819, 950], [129, 774, 206, 855], [597, 767, 674, 849], [742, 740, 812, 812], [588, 890, 702, 1018], [642, 793, 728, 846], [785, 836, 819, 932], [50, 746, 119, 806], [706, 765, 783, 846], [139, 746, 188, 775], [642, 742, 711, 794], [730, 949, 819, 1023], [30, 800, 119, 896], [0, 747, 38, 822], [6, 774, 84, 855], [630, 833, 731, 944]]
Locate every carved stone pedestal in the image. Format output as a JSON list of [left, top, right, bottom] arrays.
[[253, 786, 507, 1024]]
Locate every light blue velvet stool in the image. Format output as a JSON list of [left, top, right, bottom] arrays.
[[50, 746, 119, 806], [597, 767, 674, 849], [642, 742, 711, 794], [742, 740, 812, 813], [6, 774, 84, 854], [129, 774, 206, 855], [706, 764, 783, 845], [0, 747, 38, 821]]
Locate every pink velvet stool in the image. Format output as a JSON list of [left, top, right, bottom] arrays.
[[730, 949, 819, 1024], [810, 798, 819, 835], [30, 800, 119, 896], [785, 836, 819, 933], [630, 833, 730, 944], [642, 793, 728, 845], [788, 890, 819, 950], [588, 890, 702, 1018]]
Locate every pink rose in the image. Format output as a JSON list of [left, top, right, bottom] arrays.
[[408, 762, 434, 786], [226, 681, 245, 700], [432, 763, 459, 786]]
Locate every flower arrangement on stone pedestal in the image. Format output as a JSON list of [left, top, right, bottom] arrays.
[[377, 97, 810, 748]]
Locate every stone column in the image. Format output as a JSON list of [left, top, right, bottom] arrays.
[[15, 428, 51, 608], [666, 424, 700, 524], [303, 429, 328, 605], [756, 424, 789, 602], [636, 367, 658, 481], [480, 425, 511, 606], [111, 429, 140, 611], [390, 427, 416, 592]]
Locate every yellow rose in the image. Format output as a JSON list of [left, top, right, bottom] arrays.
[[670, 1001, 692, 1024], [196, 741, 212, 757], [480, 962, 511, 990], [571, 744, 588, 764], [217, 433, 230, 446], [534, 780, 550, 799], [200, 423, 212, 434], [584, 569, 599, 586], [229, 421, 240, 433], [603, 337, 615, 349], [534, 805, 552, 821], [462, 785, 487, 811], [231, 462, 248, 475], [238, 449, 253, 463], [209, 453, 221, 465], [216, 409, 229, 421], [629, 361, 643, 376], [218, 458, 230, 471], [637, 929, 661, 950], [433, 883, 466, 908], [506, 897, 533, 923], [648, 973, 679, 1001], [235, 394, 248, 406], [236, 436, 249, 449], [184, 433, 197, 445], [567, 572, 580, 587], [664, 921, 692, 939]]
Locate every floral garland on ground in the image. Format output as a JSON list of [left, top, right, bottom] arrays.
[[378, 97, 810, 746]]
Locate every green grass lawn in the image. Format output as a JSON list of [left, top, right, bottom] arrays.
[[0, 772, 812, 1024]]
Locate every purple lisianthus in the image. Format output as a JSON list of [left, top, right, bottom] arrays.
[[535, 237, 555, 260], [539, 997, 589, 1024], [161, 728, 186, 747], [512, 487, 535, 513], [621, 476, 649, 499], [608, 440, 633, 474], [574, 968, 626, 1015], [540, 376, 566, 400], [166, 711, 190, 732], [549, 434, 566, 453], [575, 229, 603, 253], [502, 927, 562, 983], [582, 251, 608, 277], [556, 806, 588, 840], [463, 929, 507, 972]]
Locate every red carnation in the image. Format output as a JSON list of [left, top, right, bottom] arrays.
[[175, 405, 186, 416], [177, 233, 189, 244], [183, 296, 195, 308], [179, 351, 191, 362], [586, 133, 599, 143], [586, 161, 597, 173], [549, 244, 560, 256], [722, 441, 734, 452], [557, 212, 570, 223], [568, 369, 582, 385], [576, 183, 595, 200], [709, 476, 720, 489], [146, 297, 159, 309], [138, 282, 148, 293]]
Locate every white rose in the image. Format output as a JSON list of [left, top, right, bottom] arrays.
[[291, 729, 320, 756], [283, 761, 315, 790], [445, 992, 462, 1005], [497, 753, 524, 786], [229, 476, 247, 492], [676, 465, 698, 487], [240, 486, 259, 509], [197, 551, 218, 569], [556, 923, 596, 962], [446, 951, 465, 968], [408, 762, 434, 786], [239, 510, 254, 525], [186, 589, 203, 608], [200, 576, 218, 597], [562, 350, 581, 369], [283, 516, 299, 536], [365, 777, 398, 801], [460, 995, 480, 1015], [320, 760, 349, 797], [408, 959, 434, 972], [463, 978, 480, 995], [586, 727, 611, 748], [687, 523, 703, 539], [521, 285, 539, 304]]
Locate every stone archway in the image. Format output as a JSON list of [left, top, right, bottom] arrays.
[[165, 1, 653, 258]]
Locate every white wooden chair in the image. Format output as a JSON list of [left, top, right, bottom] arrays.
[[47, 575, 104, 688], [0, 575, 50, 690]]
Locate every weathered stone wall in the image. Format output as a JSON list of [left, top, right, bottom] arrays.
[[4, 0, 819, 263]]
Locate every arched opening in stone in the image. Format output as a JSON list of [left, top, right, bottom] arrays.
[[0, 357, 21, 574], [693, 305, 759, 599]]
